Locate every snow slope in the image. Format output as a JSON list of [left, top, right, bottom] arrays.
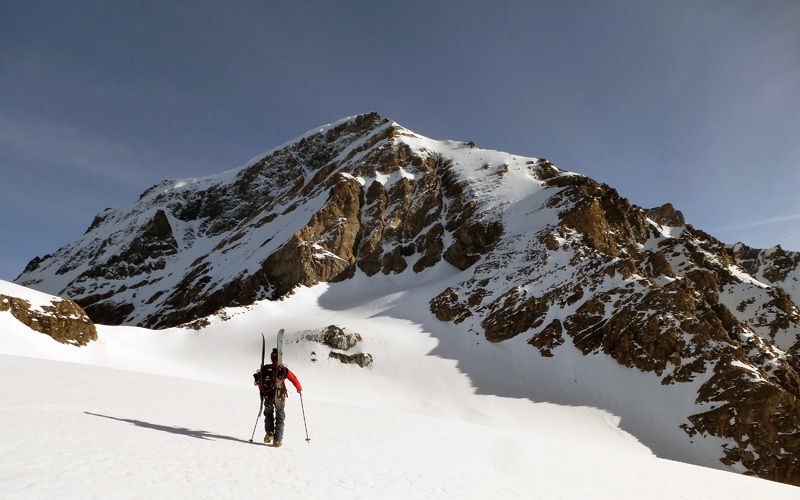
[[2, 279, 799, 498]]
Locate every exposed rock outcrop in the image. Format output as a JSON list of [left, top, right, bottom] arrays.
[[304, 325, 372, 368], [328, 351, 374, 368], [1, 294, 97, 346], [646, 203, 686, 227], [306, 325, 363, 351]]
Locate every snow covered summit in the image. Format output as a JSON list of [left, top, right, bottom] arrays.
[[19, 113, 533, 327]]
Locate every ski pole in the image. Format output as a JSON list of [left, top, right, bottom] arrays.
[[299, 392, 311, 443], [248, 397, 264, 443]]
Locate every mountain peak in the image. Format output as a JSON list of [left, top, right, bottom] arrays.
[[14, 115, 800, 485], [18, 113, 508, 325]]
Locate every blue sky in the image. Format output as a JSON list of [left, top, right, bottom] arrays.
[[1, 1, 799, 281]]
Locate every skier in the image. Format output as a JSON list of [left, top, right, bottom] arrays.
[[253, 348, 302, 447]]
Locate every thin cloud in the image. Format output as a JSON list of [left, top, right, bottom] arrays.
[[0, 111, 171, 190], [710, 213, 800, 233]]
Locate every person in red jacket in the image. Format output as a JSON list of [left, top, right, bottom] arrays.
[[253, 348, 302, 447]]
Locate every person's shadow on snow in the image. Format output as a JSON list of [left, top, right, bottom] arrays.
[[84, 412, 253, 444]]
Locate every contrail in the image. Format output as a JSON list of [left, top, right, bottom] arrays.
[[710, 213, 800, 233]]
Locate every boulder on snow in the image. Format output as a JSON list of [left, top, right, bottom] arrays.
[[328, 351, 373, 368], [305, 325, 362, 350], [305, 325, 373, 368], [0, 294, 97, 346]]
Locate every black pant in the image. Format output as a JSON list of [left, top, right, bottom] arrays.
[[265, 399, 286, 442]]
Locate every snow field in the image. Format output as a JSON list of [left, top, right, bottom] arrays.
[[3, 354, 799, 499], [2, 278, 800, 497]]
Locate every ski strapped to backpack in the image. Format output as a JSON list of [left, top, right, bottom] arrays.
[[274, 329, 284, 408], [261, 332, 267, 391], [248, 332, 268, 443]]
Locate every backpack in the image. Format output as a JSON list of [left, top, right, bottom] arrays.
[[258, 364, 288, 400]]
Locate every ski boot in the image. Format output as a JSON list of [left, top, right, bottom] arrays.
[[264, 432, 274, 444]]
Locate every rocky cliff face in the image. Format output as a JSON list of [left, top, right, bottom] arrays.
[[15, 113, 800, 485], [430, 171, 800, 484]]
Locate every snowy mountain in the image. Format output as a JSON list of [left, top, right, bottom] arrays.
[[2, 279, 800, 499], [13, 112, 800, 485]]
